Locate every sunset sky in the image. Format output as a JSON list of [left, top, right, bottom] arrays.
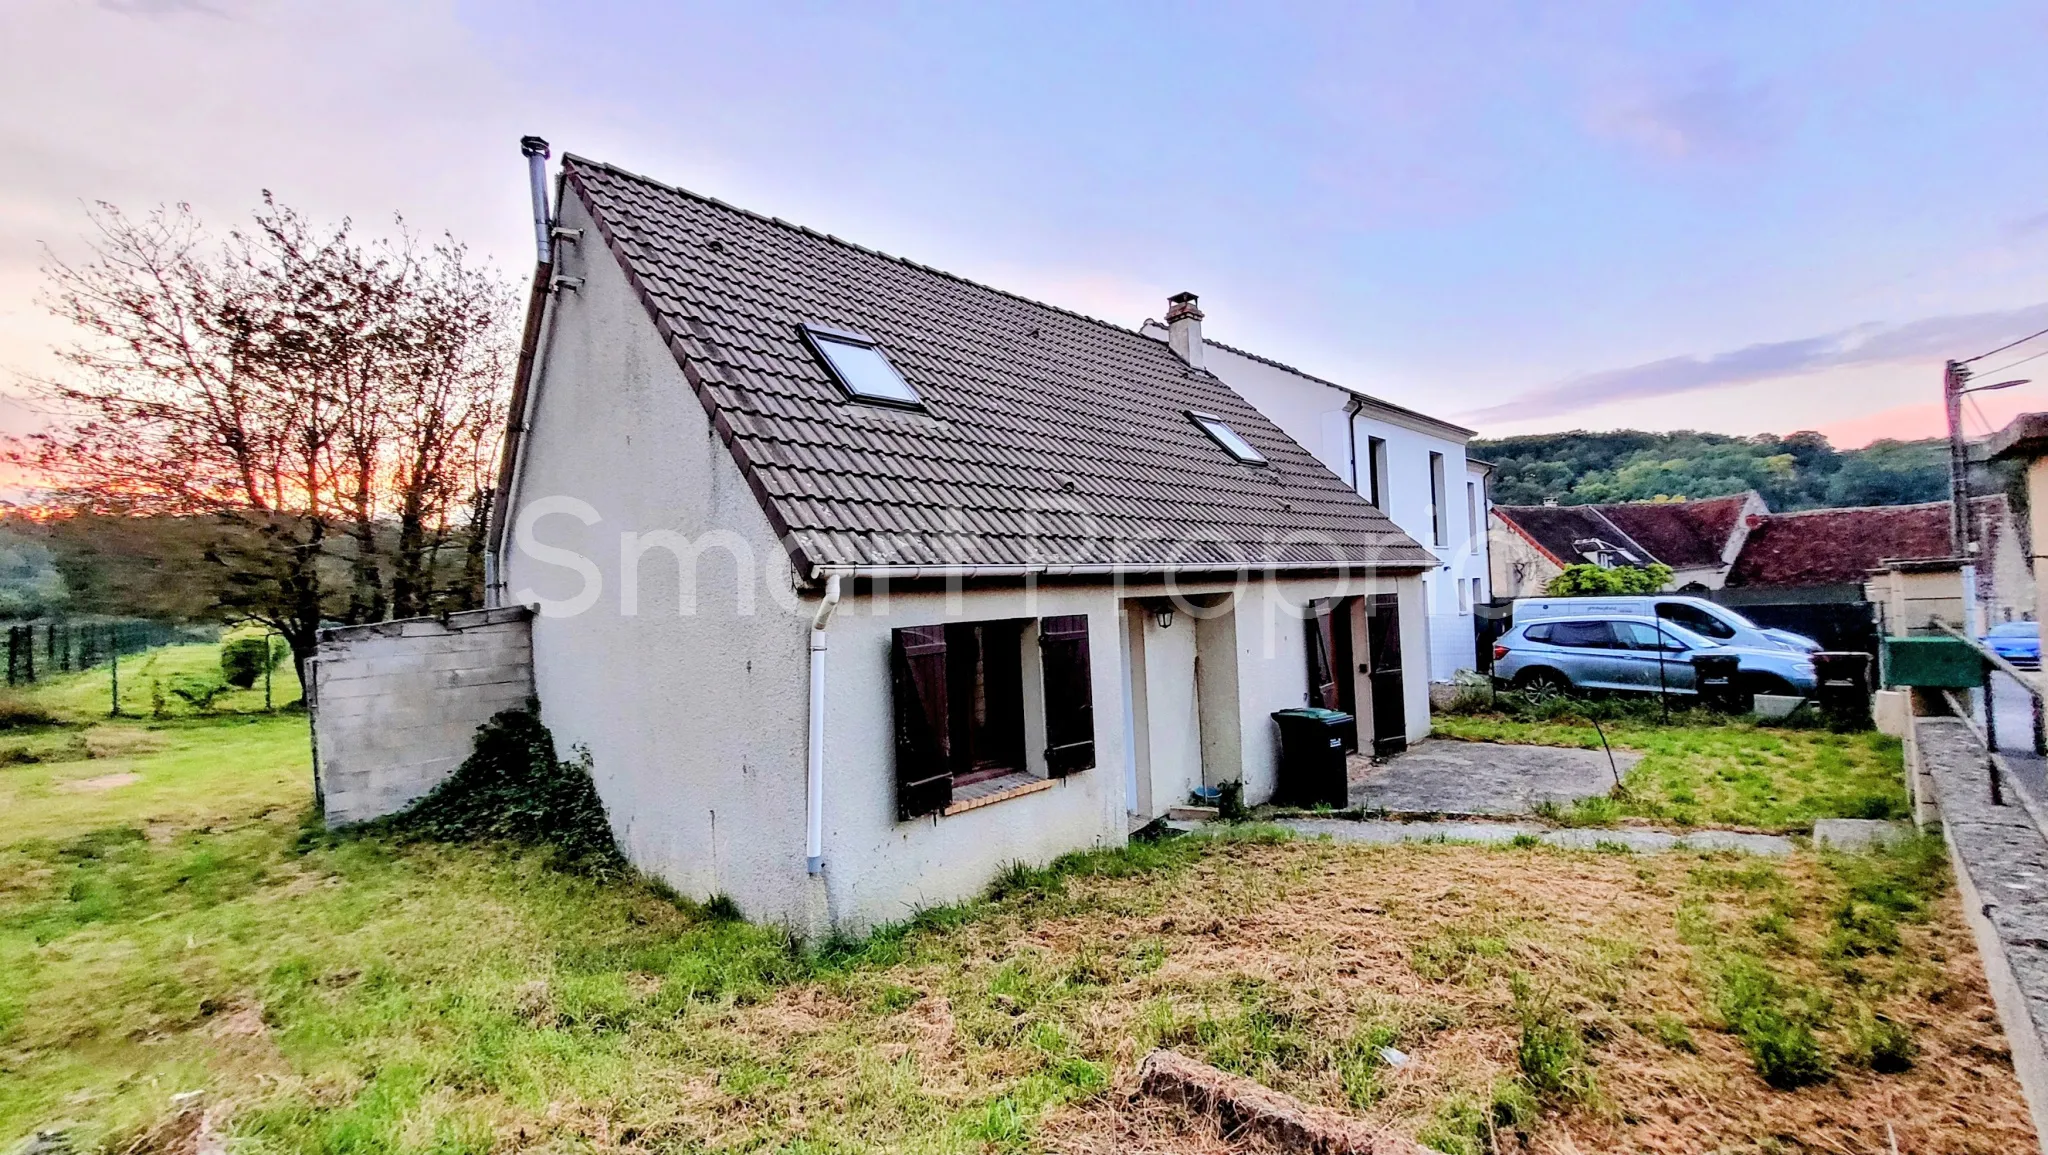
[[6, 1, 2048, 453]]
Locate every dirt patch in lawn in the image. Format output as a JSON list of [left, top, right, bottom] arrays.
[[54, 771, 141, 792], [684, 840, 2032, 1154]]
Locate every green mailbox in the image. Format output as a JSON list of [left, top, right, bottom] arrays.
[[1880, 636, 1986, 689]]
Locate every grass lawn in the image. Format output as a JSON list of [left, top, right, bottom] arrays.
[[0, 649, 2029, 1153], [1431, 708, 1908, 832]]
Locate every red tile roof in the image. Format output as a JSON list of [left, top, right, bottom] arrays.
[[1725, 497, 2003, 589], [1594, 494, 1752, 570], [560, 157, 1434, 576], [1491, 505, 1652, 567]]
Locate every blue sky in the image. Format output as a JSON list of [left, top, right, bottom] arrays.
[[6, 0, 2048, 445]]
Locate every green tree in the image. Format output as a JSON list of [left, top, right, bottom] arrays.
[[1543, 563, 1673, 596]]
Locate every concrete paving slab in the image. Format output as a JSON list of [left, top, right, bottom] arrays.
[[1349, 738, 1640, 817], [1277, 817, 1792, 855], [1812, 818, 1911, 850]]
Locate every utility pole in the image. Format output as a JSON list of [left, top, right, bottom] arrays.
[[1947, 358, 1971, 557]]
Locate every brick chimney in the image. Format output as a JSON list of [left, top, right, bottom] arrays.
[[1165, 291, 1204, 370]]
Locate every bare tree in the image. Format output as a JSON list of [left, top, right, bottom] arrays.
[[8, 195, 513, 679]]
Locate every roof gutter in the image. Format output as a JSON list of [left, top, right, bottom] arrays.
[[804, 559, 1434, 583]]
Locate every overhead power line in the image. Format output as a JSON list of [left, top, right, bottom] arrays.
[[1974, 344, 2048, 379], [1962, 324, 2048, 365]]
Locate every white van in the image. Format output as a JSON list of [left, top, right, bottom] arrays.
[[1511, 595, 1819, 654]]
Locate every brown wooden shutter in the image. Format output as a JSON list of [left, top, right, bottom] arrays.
[[1305, 600, 1340, 710], [891, 624, 953, 819], [1038, 614, 1095, 776]]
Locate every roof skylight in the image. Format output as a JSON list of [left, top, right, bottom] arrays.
[[1190, 412, 1267, 465], [804, 327, 921, 407]]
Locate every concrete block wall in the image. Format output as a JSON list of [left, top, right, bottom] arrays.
[[311, 606, 535, 826]]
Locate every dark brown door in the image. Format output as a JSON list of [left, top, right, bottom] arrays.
[[1364, 593, 1407, 757], [1305, 598, 1356, 715]]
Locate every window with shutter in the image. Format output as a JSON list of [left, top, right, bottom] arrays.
[[890, 624, 953, 819], [1038, 614, 1095, 776]]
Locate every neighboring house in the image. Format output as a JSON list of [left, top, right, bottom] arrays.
[[1489, 493, 1763, 599], [467, 155, 1435, 935], [1489, 504, 1655, 598], [1728, 496, 2030, 621], [1596, 493, 1765, 591], [1140, 309, 1491, 682]]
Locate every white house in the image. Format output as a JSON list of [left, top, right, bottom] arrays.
[[456, 152, 1438, 936], [1141, 306, 1491, 681]]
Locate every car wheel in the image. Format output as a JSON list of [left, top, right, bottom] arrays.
[[1516, 668, 1572, 697]]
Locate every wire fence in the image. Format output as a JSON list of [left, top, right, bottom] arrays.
[[2, 619, 210, 687]]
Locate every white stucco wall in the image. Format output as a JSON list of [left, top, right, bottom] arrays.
[[809, 585, 1127, 930], [502, 193, 822, 932], [504, 214, 1441, 935], [1144, 324, 1485, 682]]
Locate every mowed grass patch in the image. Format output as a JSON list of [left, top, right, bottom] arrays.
[[1, 710, 2024, 1154], [1433, 712, 1906, 831]]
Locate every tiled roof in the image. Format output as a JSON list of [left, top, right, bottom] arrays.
[[561, 157, 1433, 576], [1492, 505, 1651, 567], [1725, 497, 2003, 589], [1594, 494, 1753, 570]]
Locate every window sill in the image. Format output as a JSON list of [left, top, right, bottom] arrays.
[[944, 771, 1052, 817]]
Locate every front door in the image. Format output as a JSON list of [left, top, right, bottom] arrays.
[[1364, 593, 1407, 757]]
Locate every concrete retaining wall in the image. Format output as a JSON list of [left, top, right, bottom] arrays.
[[310, 606, 535, 826], [1913, 716, 2048, 1152]]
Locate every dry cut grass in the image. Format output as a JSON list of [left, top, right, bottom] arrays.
[[2, 715, 2030, 1154]]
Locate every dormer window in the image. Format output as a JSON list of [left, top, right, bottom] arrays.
[[1189, 411, 1267, 465], [803, 325, 921, 407]]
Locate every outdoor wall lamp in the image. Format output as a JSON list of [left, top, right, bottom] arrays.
[[1154, 605, 1175, 629]]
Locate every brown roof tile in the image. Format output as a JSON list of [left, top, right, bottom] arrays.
[[1593, 494, 1753, 570], [1492, 505, 1652, 567], [562, 156, 1433, 576], [1725, 497, 2003, 589]]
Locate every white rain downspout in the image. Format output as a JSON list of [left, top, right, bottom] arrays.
[[806, 574, 843, 875]]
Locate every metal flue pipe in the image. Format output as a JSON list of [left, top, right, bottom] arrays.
[[520, 135, 552, 266]]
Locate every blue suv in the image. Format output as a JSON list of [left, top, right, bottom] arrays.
[[1492, 614, 1817, 697]]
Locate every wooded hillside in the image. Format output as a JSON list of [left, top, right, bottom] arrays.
[[1471, 430, 1956, 510]]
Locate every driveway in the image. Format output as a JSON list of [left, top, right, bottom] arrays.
[[1348, 738, 1640, 817]]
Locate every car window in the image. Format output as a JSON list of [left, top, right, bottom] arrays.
[[1523, 623, 1554, 643], [1550, 621, 1615, 649], [1656, 602, 1736, 640], [1614, 621, 1685, 651], [1994, 622, 2038, 637]]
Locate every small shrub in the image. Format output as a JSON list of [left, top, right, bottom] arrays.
[[1216, 779, 1249, 823], [167, 676, 233, 714], [1544, 561, 1674, 596], [0, 692, 57, 730], [1512, 974, 1589, 1099], [220, 634, 282, 689], [1645, 1012, 1697, 1053], [385, 703, 624, 874], [1716, 957, 1831, 1088], [1508, 832, 1543, 849], [1848, 1011, 1917, 1073], [1417, 1080, 1538, 1155]]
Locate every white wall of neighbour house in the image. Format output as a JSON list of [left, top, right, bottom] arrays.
[[503, 193, 823, 933], [1179, 334, 1486, 683], [1489, 513, 1563, 601]]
